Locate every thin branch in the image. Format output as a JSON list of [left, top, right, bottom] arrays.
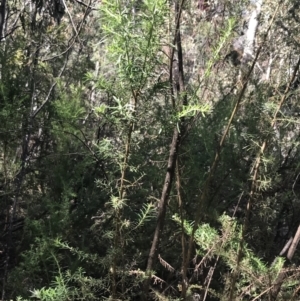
[[158, 254, 175, 272], [287, 225, 300, 260], [279, 237, 293, 257], [71, 0, 97, 10], [3, 0, 29, 39], [292, 172, 300, 198], [62, 129, 109, 181], [31, 55, 68, 118], [42, 0, 92, 62], [176, 158, 187, 292], [61, 0, 80, 39]]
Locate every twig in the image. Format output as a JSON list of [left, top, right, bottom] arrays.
[[42, 0, 92, 62], [61, 0, 80, 39], [71, 0, 97, 10], [31, 52, 69, 118]]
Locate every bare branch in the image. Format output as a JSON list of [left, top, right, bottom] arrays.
[[158, 254, 175, 272]]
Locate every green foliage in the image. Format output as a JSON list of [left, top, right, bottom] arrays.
[[204, 18, 236, 77], [177, 103, 212, 119], [100, 0, 167, 89], [3, 0, 300, 300], [18, 267, 100, 301], [173, 213, 291, 300], [53, 86, 86, 123], [132, 203, 156, 230], [13, 237, 104, 300]]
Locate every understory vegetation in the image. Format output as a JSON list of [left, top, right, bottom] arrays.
[[1, 0, 300, 300]]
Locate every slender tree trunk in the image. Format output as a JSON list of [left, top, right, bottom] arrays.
[[143, 0, 187, 297], [271, 224, 300, 301], [242, 0, 263, 63], [0, 0, 6, 40], [143, 127, 181, 292]]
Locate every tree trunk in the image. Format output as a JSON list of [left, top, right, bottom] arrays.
[[0, 0, 6, 40], [143, 0, 187, 297]]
